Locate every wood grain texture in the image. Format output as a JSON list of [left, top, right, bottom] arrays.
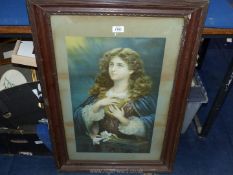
[[203, 28, 233, 35], [0, 26, 31, 34], [0, 58, 11, 65]]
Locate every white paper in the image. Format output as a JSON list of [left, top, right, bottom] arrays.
[[226, 38, 232, 43], [34, 140, 43, 144], [3, 50, 13, 59], [17, 41, 35, 58], [112, 26, 124, 33]]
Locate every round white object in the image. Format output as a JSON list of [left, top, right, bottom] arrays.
[[0, 69, 27, 91]]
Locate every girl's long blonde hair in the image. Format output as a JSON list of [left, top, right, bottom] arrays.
[[89, 48, 152, 100]]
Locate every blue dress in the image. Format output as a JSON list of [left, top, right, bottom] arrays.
[[73, 95, 156, 153]]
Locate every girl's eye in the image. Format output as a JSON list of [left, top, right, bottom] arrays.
[[109, 62, 125, 68], [117, 63, 124, 67]]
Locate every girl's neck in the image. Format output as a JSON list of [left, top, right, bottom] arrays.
[[112, 79, 129, 93]]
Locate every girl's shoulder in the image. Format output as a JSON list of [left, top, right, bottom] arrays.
[[79, 95, 98, 107], [130, 95, 156, 116], [132, 95, 156, 109], [134, 95, 155, 103]]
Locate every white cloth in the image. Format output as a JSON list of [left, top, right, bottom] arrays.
[[106, 88, 129, 99], [81, 104, 104, 131], [118, 116, 146, 137]]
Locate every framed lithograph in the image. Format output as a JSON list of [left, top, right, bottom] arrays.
[[27, 0, 208, 173]]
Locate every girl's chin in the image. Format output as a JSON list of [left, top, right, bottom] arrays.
[[110, 76, 118, 80]]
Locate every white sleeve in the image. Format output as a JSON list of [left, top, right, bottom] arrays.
[[82, 104, 104, 131], [118, 116, 146, 137]]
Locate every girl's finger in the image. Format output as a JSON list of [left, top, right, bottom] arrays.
[[112, 105, 120, 110], [109, 105, 115, 112], [110, 98, 119, 103]]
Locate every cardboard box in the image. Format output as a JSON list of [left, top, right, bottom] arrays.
[[11, 40, 37, 67]]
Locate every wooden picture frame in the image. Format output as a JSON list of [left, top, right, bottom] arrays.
[[27, 0, 208, 173]]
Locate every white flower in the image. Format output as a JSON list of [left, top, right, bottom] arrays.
[[100, 131, 112, 142], [92, 136, 102, 145], [92, 131, 113, 145]]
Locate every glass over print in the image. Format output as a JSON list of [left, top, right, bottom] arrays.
[[52, 16, 183, 161], [66, 38, 165, 153]]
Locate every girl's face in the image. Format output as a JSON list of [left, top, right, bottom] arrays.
[[108, 56, 133, 81]]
